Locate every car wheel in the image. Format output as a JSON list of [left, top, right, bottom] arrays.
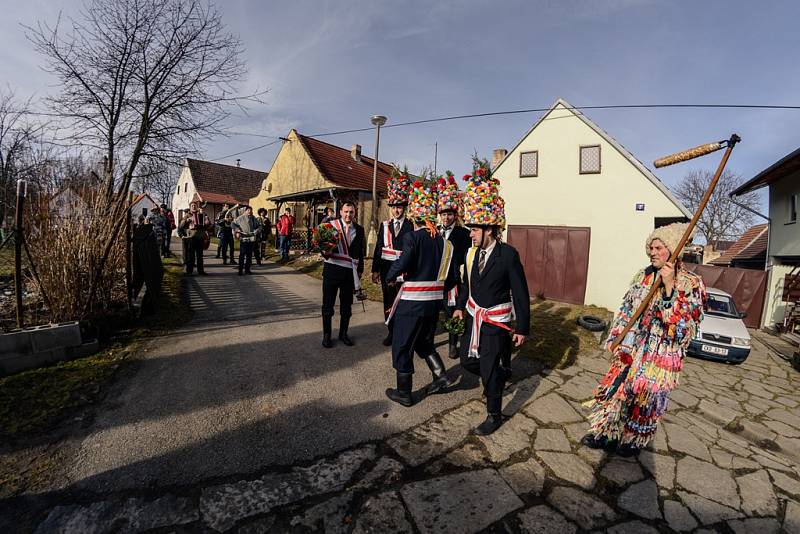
[[577, 315, 607, 332]]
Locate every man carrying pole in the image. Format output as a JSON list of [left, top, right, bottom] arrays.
[[452, 158, 530, 435], [371, 168, 413, 346], [582, 134, 740, 457]]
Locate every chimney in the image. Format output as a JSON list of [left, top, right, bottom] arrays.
[[236, 159, 241, 167], [492, 148, 508, 169], [351, 144, 362, 162]]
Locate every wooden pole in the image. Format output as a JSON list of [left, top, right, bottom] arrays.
[[125, 191, 133, 312], [14, 180, 26, 329], [609, 134, 740, 353]]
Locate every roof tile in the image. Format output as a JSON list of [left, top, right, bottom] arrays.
[[187, 158, 265, 205]]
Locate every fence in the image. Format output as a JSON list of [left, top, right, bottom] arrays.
[[684, 263, 767, 329], [0, 182, 130, 333]]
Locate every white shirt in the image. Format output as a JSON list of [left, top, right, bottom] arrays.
[[392, 216, 405, 235], [478, 239, 498, 266], [441, 225, 454, 240]]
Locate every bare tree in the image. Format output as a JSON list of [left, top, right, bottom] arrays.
[[27, 0, 261, 314], [134, 158, 180, 207], [0, 87, 39, 230], [674, 169, 762, 244]]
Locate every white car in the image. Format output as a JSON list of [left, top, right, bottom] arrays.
[[687, 287, 751, 364]]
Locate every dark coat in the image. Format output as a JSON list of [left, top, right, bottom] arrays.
[[371, 218, 414, 276], [322, 219, 366, 281], [385, 228, 460, 317], [446, 225, 472, 269], [456, 242, 531, 336]]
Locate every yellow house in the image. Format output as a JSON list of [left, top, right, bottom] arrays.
[[250, 129, 392, 239], [493, 98, 690, 311], [733, 147, 800, 335]]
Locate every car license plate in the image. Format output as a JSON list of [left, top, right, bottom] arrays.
[[701, 344, 728, 356]]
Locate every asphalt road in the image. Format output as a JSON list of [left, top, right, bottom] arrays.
[[65, 252, 486, 493]]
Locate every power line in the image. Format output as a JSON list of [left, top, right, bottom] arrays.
[[208, 139, 281, 162]]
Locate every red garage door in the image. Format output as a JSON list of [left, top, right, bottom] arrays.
[[507, 225, 591, 305]]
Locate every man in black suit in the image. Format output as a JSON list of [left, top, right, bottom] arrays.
[[453, 160, 530, 435], [383, 183, 460, 407], [321, 202, 365, 348], [371, 194, 413, 346]]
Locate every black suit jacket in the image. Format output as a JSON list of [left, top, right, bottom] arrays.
[[456, 242, 531, 336], [446, 225, 472, 269], [385, 228, 460, 316], [372, 218, 414, 276], [322, 220, 366, 281]]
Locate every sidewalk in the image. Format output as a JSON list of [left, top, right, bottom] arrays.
[[32, 334, 800, 533]]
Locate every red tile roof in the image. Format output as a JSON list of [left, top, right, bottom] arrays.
[[187, 158, 266, 206], [710, 224, 768, 266], [296, 133, 391, 194]]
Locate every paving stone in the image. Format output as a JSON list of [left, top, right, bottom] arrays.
[[738, 419, 779, 443], [546, 486, 617, 530], [663, 423, 711, 461], [515, 504, 577, 534], [663, 500, 697, 532], [710, 448, 735, 469], [717, 395, 744, 411], [752, 453, 795, 473], [698, 399, 740, 426], [523, 393, 583, 424], [535, 428, 571, 451], [606, 520, 659, 534], [576, 446, 606, 467], [200, 445, 375, 532], [579, 353, 612, 375], [478, 413, 537, 463], [353, 457, 405, 490], [677, 491, 743, 525], [400, 469, 523, 534], [558, 374, 597, 402], [236, 516, 276, 534], [600, 458, 644, 486], [776, 396, 800, 409], [352, 492, 413, 534], [731, 457, 760, 470], [776, 436, 800, 460], [650, 427, 669, 452], [638, 451, 675, 490], [387, 401, 484, 466], [736, 470, 777, 516], [564, 422, 587, 443], [35, 495, 198, 534], [784, 500, 800, 534], [769, 470, 800, 497], [431, 442, 490, 471], [499, 458, 547, 496], [727, 518, 781, 534], [741, 381, 774, 399], [537, 451, 596, 489], [717, 438, 752, 458], [676, 457, 740, 509], [617, 479, 661, 520], [290, 493, 352, 534], [763, 420, 800, 438]]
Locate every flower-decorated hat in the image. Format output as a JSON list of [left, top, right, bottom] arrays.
[[407, 180, 439, 222], [462, 156, 505, 227], [386, 167, 411, 206], [436, 171, 462, 215]]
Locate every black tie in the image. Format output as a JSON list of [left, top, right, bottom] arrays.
[[478, 249, 487, 274]]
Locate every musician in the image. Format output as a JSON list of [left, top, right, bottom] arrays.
[[179, 201, 212, 275]]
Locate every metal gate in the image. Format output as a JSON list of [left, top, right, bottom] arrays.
[[507, 225, 591, 305], [684, 263, 767, 328]]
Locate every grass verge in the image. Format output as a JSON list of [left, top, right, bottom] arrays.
[[0, 256, 189, 440], [275, 253, 384, 302]]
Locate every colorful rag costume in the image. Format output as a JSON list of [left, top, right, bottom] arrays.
[[586, 264, 706, 448]]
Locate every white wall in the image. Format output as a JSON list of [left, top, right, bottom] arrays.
[[171, 166, 196, 231], [496, 103, 687, 311]]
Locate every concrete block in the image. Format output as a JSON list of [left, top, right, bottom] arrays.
[[0, 329, 32, 354], [30, 321, 81, 352]]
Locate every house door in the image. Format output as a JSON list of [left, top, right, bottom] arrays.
[[507, 225, 591, 305]]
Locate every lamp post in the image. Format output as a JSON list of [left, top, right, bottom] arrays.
[[368, 115, 387, 249]]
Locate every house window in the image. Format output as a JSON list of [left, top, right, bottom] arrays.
[[184, 183, 187, 193], [580, 145, 601, 174], [789, 193, 798, 224], [519, 151, 538, 177]]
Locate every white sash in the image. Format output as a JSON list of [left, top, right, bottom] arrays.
[[385, 238, 454, 324], [381, 220, 402, 261]]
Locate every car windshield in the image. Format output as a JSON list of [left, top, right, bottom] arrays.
[[706, 293, 739, 317]]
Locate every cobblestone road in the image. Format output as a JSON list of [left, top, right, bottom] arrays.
[[32, 331, 800, 533]]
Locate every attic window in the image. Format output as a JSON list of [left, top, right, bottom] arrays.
[[789, 193, 798, 224], [580, 145, 601, 174], [184, 183, 187, 193], [519, 151, 538, 178]]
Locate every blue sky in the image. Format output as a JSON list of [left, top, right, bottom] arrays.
[[2, 0, 799, 208]]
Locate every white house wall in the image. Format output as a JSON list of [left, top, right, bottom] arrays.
[[497, 103, 687, 311]]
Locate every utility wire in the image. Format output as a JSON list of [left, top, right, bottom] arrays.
[[208, 139, 281, 162]]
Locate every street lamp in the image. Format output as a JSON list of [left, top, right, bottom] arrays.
[[369, 115, 387, 249]]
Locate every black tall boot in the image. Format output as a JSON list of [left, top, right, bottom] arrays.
[[424, 352, 450, 394], [474, 396, 504, 435], [447, 333, 459, 360], [385, 372, 413, 407], [339, 315, 353, 346], [322, 315, 333, 348]]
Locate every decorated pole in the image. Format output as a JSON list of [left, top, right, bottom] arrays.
[[609, 134, 741, 352]]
